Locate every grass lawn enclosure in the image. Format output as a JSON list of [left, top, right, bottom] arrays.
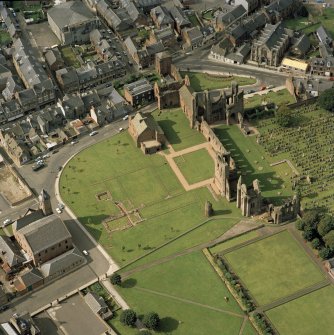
[[224, 230, 325, 306], [180, 72, 256, 92]]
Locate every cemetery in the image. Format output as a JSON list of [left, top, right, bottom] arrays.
[[256, 104, 334, 211]]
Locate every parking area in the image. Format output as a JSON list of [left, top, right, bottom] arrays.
[[26, 21, 60, 49], [46, 294, 110, 335]]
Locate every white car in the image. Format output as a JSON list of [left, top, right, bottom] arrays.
[[42, 153, 50, 159], [55, 208, 62, 214], [71, 140, 78, 145], [89, 131, 98, 136], [2, 219, 12, 227], [122, 115, 129, 120], [82, 250, 89, 256], [119, 127, 123, 132]]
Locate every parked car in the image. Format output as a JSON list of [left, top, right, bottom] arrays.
[[0, 305, 9, 312], [42, 153, 50, 159], [123, 115, 129, 120], [58, 203, 65, 210], [119, 127, 123, 132], [2, 219, 12, 227], [89, 131, 98, 136], [71, 140, 78, 145], [58, 166, 62, 171], [82, 250, 89, 256], [56, 208, 62, 214]]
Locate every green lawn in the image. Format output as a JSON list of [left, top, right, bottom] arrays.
[[60, 130, 241, 267], [266, 285, 334, 335], [174, 148, 214, 184], [209, 230, 259, 254], [213, 124, 292, 204], [245, 89, 295, 110], [316, 7, 334, 38], [60, 46, 81, 68], [284, 17, 313, 31], [224, 230, 325, 306], [0, 30, 11, 46], [153, 108, 205, 151], [118, 252, 245, 334], [241, 321, 257, 335], [180, 72, 256, 92]]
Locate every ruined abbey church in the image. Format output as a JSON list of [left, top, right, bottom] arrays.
[[154, 52, 299, 224]]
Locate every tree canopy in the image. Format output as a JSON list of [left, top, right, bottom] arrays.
[[143, 312, 160, 330], [324, 230, 334, 250], [318, 88, 334, 112], [110, 273, 122, 286], [275, 105, 294, 127], [317, 215, 334, 237], [120, 309, 137, 327]]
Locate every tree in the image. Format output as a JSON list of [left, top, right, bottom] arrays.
[[323, 230, 334, 249], [301, 209, 321, 230], [311, 238, 321, 250], [318, 88, 334, 112], [142, 312, 160, 330], [275, 105, 293, 127], [319, 246, 333, 260], [110, 273, 122, 286], [302, 226, 316, 241], [317, 215, 334, 237], [298, 5, 308, 17], [120, 309, 137, 327]]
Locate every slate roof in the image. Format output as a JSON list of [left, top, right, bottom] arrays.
[[13, 210, 45, 233], [316, 25, 332, 46], [292, 34, 310, 55], [125, 78, 153, 96], [151, 5, 173, 26], [169, 6, 190, 27], [39, 247, 85, 277], [48, 0, 96, 30], [17, 214, 72, 254], [252, 22, 290, 50], [0, 235, 25, 268], [120, 0, 141, 21], [84, 292, 108, 314], [266, 0, 294, 13], [131, 112, 164, 136], [19, 268, 43, 287], [217, 5, 246, 26]]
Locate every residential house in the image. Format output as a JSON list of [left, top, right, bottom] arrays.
[[120, 0, 147, 25], [90, 29, 112, 62], [13, 214, 73, 267], [250, 22, 292, 67], [45, 49, 65, 72], [309, 56, 334, 77], [61, 94, 85, 119], [182, 26, 203, 50], [149, 27, 176, 47], [169, 6, 191, 34], [14, 268, 44, 294], [215, 5, 246, 32], [151, 6, 173, 29], [290, 33, 310, 57], [47, 1, 100, 45], [128, 111, 165, 154], [84, 292, 113, 320], [96, 0, 134, 32], [124, 78, 154, 107], [0, 235, 25, 275], [210, 42, 251, 64], [55, 67, 80, 93], [234, 0, 259, 13], [264, 0, 301, 23], [124, 36, 164, 69], [135, 0, 163, 14], [316, 26, 332, 48]]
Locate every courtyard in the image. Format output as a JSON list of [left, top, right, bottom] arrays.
[[224, 230, 325, 306]]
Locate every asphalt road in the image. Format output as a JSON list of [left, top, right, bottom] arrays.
[[0, 117, 132, 320], [175, 55, 289, 88]]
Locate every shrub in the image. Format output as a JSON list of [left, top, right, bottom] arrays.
[[120, 309, 137, 327], [110, 273, 122, 286], [142, 312, 160, 330]]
